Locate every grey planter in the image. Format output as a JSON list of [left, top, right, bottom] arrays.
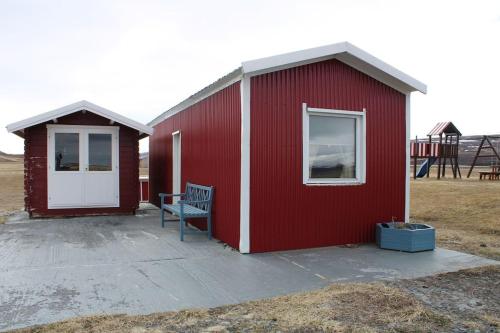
[[376, 222, 435, 252]]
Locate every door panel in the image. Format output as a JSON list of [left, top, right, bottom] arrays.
[[84, 130, 118, 206], [84, 172, 118, 206], [47, 125, 119, 209]]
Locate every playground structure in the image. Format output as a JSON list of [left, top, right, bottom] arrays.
[[411, 122, 461, 179], [467, 135, 500, 179]]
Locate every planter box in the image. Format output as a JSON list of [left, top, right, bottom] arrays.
[[376, 222, 435, 252]]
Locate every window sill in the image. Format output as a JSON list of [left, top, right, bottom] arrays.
[[304, 179, 365, 186]]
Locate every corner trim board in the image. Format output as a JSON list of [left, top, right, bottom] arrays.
[[405, 94, 411, 223], [239, 75, 251, 253]]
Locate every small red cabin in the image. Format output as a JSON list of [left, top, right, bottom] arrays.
[[6, 101, 153, 217], [148, 42, 427, 253]]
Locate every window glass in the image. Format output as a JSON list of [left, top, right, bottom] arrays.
[[309, 115, 356, 179], [88, 134, 112, 171], [55, 133, 79, 171]]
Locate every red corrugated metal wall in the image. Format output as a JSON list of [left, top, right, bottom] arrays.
[[140, 180, 149, 202], [250, 59, 406, 252], [25, 112, 140, 217], [149, 82, 241, 249]]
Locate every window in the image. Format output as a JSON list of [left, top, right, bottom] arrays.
[[55, 133, 79, 171], [88, 133, 112, 171], [302, 103, 366, 185]]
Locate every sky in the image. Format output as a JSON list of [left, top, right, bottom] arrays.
[[1, 0, 499, 154]]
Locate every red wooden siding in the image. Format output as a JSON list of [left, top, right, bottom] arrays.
[[249, 59, 406, 252], [24, 111, 140, 217], [149, 82, 241, 249]]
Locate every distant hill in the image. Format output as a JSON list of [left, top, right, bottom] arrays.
[[0, 151, 23, 163]]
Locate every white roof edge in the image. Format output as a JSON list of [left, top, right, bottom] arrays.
[[148, 42, 427, 126], [242, 41, 427, 94], [6, 100, 154, 135], [148, 67, 242, 127]]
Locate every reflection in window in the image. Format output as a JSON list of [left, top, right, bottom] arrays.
[[55, 133, 79, 171], [309, 115, 356, 179], [88, 134, 112, 171]]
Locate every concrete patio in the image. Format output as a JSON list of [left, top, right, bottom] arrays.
[[0, 209, 497, 331]]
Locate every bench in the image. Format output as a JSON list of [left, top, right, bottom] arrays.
[[479, 171, 500, 180], [159, 182, 214, 241], [479, 166, 500, 180]]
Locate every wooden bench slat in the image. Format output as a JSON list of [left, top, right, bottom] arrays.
[[163, 204, 208, 216]]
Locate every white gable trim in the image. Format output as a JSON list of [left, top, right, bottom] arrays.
[[6, 100, 153, 136], [242, 42, 427, 94], [148, 42, 426, 127]]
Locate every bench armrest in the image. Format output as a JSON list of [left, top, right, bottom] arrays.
[[159, 193, 185, 198], [159, 193, 186, 206]]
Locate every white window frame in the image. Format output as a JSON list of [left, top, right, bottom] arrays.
[[302, 103, 366, 185]]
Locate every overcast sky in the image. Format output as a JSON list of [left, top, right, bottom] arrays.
[[1, 0, 499, 154]]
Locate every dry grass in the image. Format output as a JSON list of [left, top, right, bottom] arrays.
[[411, 174, 500, 260], [140, 167, 148, 177], [0, 161, 24, 216], [11, 282, 450, 333]]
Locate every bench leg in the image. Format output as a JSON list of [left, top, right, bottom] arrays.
[[160, 208, 165, 228], [180, 217, 184, 241], [207, 216, 212, 240]]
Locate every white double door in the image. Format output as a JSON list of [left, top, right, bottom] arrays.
[[47, 125, 119, 209]]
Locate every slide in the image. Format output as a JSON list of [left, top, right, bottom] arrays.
[[416, 157, 437, 178]]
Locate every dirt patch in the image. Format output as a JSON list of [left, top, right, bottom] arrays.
[[411, 177, 500, 260], [395, 265, 500, 332]]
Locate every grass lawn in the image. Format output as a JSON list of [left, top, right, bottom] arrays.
[[411, 176, 500, 260], [0, 161, 24, 217]]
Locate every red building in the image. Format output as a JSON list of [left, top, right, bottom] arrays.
[[7, 101, 153, 217], [149, 42, 427, 253]]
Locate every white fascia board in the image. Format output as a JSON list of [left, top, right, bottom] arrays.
[[242, 42, 348, 77], [148, 68, 243, 127], [338, 44, 427, 94], [242, 42, 427, 94], [6, 100, 154, 135]]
